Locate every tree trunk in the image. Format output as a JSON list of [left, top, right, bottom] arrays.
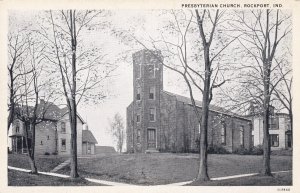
[[24, 122, 37, 174], [262, 59, 272, 176], [69, 10, 79, 178], [69, 101, 79, 178], [197, 48, 211, 181], [8, 68, 15, 131], [289, 109, 293, 147]]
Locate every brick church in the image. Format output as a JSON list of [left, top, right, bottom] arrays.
[[126, 49, 252, 153]]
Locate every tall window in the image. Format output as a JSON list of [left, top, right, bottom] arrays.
[[61, 122, 66, 133], [136, 64, 141, 78], [149, 86, 155, 100], [148, 64, 155, 78], [270, 134, 279, 147], [61, 139, 66, 151], [136, 87, 141, 101], [240, 126, 244, 147], [16, 121, 20, 133], [136, 114, 140, 123], [150, 108, 156, 122], [251, 135, 254, 146], [137, 129, 141, 143], [221, 122, 226, 145]]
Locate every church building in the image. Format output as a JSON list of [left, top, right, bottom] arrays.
[[126, 49, 252, 153]]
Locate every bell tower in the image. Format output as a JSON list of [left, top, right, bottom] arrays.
[[132, 49, 163, 152]]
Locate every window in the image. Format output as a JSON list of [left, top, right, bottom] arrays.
[[16, 121, 20, 133], [61, 122, 66, 133], [40, 141, 43, 145], [269, 116, 278, 130], [221, 122, 226, 145], [136, 114, 140, 123], [240, 126, 244, 147], [137, 129, 141, 143], [251, 135, 254, 146], [136, 87, 141, 101], [270, 134, 279, 147], [148, 64, 155, 78], [47, 135, 50, 140], [150, 108, 156, 122], [136, 64, 141, 78], [149, 86, 155, 100], [61, 139, 66, 151]]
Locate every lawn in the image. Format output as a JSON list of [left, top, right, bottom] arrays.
[[8, 154, 68, 172], [188, 172, 292, 186], [59, 153, 292, 185], [8, 153, 292, 185], [8, 170, 102, 186]]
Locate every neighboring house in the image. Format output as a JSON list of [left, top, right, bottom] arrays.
[[8, 101, 98, 155], [82, 125, 98, 155], [248, 105, 292, 150], [126, 50, 252, 153]]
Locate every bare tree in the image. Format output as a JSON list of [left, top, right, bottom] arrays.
[[129, 9, 238, 181], [14, 35, 56, 173], [7, 29, 31, 131], [38, 10, 115, 178], [109, 113, 125, 153], [226, 10, 292, 176], [273, 56, 293, 140]]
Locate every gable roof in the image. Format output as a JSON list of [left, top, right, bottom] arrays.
[[82, 130, 98, 144], [163, 91, 249, 120], [60, 107, 85, 124]]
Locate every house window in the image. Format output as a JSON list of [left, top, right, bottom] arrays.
[[136, 87, 141, 101], [136, 64, 141, 79], [47, 135, 50, 140], [148, 64, 155, 78], [61, 122, 66, 133], [149, 86, 155, 100], [137, 129, 141, 143], [40, 141, 43, 145], [221, 122, 226, 145], [61, 139, 66, 151], [150, 108, 156, 122], [270, 134, 279, 147], [269, 116, 278, 130], [240, 126, 244, 147], [136, 114, 140, 123], [16, 121, 20, 133], [251, 135, 254, 146]]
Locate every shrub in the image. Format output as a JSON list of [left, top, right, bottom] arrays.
[[250, 145, 264, 155], [44, 152, 50, 155], [207, 144, 230, 154], [233, 145, 263, 155], [52, 152, 58, 155]]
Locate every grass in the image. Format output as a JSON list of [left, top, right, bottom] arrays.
[[187, 172, 292, 186], [8, 154, 68, 172], [59, 153, 292, 185], [8, 153, 292, 186], [8, 169, 102, 186]]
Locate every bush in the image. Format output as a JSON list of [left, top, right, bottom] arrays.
[[207, 144, 230, 154], [52, 152, 58, 155], [233, 145, 263, 155], [250, 145, 264, 155], [44, 152, 50, 155]]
